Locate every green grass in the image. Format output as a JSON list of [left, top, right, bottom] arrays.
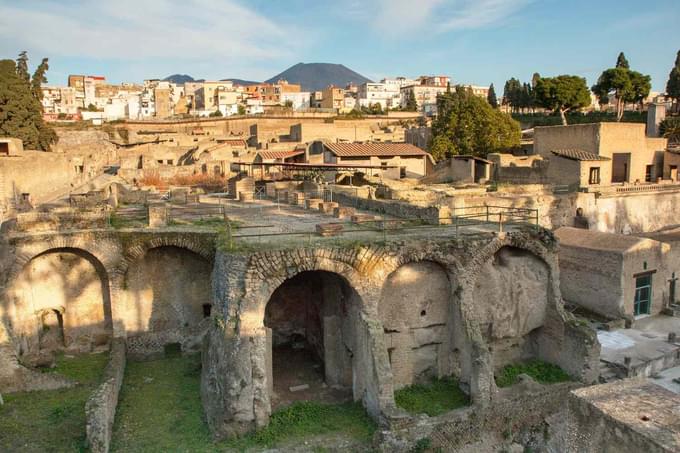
[[0, 352, 109, 453], [112, 354, 376, 452], [394, 377, 470, 417], [495, 359, 571, 388]]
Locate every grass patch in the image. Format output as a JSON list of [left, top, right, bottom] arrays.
[[394, 377, 469, 417], [112, 354, 376, 452], [495, 359, 571, 388], [0, 352, 108, 452]]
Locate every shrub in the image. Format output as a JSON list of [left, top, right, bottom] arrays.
[[495, 359, 570, 388]]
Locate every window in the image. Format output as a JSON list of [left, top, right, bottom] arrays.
[[645, 165, 653, 182], [167, 159, 174, 165], [588, 167, 600, 185], [634, 274, 652, 316]]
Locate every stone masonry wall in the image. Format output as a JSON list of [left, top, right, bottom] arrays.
[[85, 339, 126, 453]]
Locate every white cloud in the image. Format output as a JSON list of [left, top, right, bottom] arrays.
[[0, 0, 298, 60], [342, 0, 531, 36]]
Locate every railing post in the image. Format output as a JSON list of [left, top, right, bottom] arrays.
[[499, 212, 503, 233], [485, 205, 489, 223]]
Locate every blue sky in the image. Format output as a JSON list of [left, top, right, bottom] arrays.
[[1, 0, 678, 92]]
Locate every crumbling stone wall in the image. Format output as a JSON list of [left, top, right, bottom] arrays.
[[202, 230, 598, 439], [121, 246, 213, 355], [85, 339, 126, 453], [472, 246, 550, 369], [5, 249, 113, 359], [379, 261, 454, 388]]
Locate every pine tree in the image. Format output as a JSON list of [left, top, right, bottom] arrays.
[[536, 75, 591, 125], [487, 83, 498, 108], [666, 50, 680, 112], [616, 52, 630, 69], [404, 89, 418, 112], [16, 51, 29, 82], [31, 58, 49, 101], [0, 58, 56, 150]]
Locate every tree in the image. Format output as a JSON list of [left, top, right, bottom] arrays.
[[237, 104, 246, 115], [86, 103, 99, 112], [430, 85, 520, 160], [0, 58, 56, 150], [31, 58, 49, 101], [660, 117, 680, 146], [592, 54, 651, 121], [404, 89, 418, 112], [16, 51, 29, 82], [487, 83, 498, 108], [209, 109, 223, 117], [616, 52, 630, 69], [666, 50, 680, 112], [503, 78, 522, 112], [534, 75, 591, 125], [283, 99, 293, 108]]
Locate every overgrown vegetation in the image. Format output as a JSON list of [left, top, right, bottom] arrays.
[[394, 376, 470, 416], [512, 110, 646, 128], [0, 352, 109, 452], [495, 360, 571, 388], [111, 354, 376, 452]]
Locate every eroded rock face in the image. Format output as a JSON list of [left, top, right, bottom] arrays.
[[379, 261, 454, 388], [473, 247, 549, 340]]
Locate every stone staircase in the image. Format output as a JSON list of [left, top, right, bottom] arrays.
[[599, 361, 621, 383]]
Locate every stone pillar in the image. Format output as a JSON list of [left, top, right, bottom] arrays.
[[148, 203, 168, 228], [266, 327, 273, 397], [646, 102, 666, 137]]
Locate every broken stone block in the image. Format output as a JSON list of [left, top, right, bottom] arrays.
[[316, 223, 344, 237], [351, 214, 376, 224], [333, 206, 355, 219], [318, 202, 339, 214], [290, 191, 306, 206], [305, 198, 323, 210], [238, 192, 254, 202]]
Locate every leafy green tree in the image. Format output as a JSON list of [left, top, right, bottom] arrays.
[[487, 83, 498, 108], [429, 135, 453, 161], [237, 104, 246, 115], [616, 52, 630, 69], [283, 99, 293, 108], [404, 89, 418, 112], [86, 103, 99, 112], [592, 54, 651, 121], [660, 117, 680, 146], [0, 58, 56, 150], [430, 85, 520, 160], [666, 50, 680, 112], [209, 109, 223, 117], [534, 75, 591, 125]]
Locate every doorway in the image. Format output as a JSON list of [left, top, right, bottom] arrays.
[[634, 274, 652, 316], [264, 271, 358, 409]]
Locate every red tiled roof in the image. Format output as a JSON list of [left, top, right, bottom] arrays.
[[218, 139, 248, 147], [551, 148, 611, 161], [324, 142, 429, 158], [257, 150, 304, 160]]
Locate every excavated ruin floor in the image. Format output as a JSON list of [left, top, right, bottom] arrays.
[[270, 346, 352, 410]]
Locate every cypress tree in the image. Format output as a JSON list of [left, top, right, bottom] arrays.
[[487, 83, 498, 108]]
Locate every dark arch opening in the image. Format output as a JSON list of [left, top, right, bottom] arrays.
[[264, 270, 360, 409]]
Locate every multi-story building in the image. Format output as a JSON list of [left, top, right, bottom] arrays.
[[41, 87, 78, 115], [280, 92, 311, 110], [418, 75, 450, 87], [68, 75, 105, 108], [320, 86, 345, 110]]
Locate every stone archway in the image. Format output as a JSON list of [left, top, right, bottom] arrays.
[[264, 270, 361, 409], [5, 247, 113, 360], [378, 260, 455, 389], [120, 245, 213, 355], [471, 246, 551, 370]]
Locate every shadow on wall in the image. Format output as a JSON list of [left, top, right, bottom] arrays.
[[378, 261, 457, 390], [122, 246, 212, 356], [4, 248, 113, 362], [472, 246, 550, 370]]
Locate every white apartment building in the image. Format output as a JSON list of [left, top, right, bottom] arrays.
[[280, 92, 311, 110]]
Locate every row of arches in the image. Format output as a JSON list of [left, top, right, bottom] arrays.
[[258, 246, 553, 411], [3, 244, 213, 360]]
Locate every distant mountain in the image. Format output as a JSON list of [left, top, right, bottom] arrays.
[[163, 74, 195, 84], [220, 78, 261, 86], [265, 63, 372, 92]]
